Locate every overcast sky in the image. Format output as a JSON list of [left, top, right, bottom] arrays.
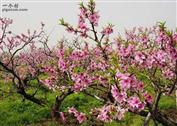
[[1, 0, 176, 46]]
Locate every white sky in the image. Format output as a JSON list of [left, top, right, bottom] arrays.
[[0, 0, 176, 46]]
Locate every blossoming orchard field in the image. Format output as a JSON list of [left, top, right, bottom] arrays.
[[0, 0, 177, 126]]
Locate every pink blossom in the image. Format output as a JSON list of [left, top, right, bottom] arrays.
[[72, 73, 92, 92], [134, 51, 146, 64], [97, 106, 112, 122], [115, 106, 127, 120], [68, 107, 86, 123], [145, 55, 156, 69], [78, 22, 87, 30], [111, 85, 127, 103], [79, 8, 88, 17], [42, 76, 56, 90], [68, 107, 77, 115], [155, 31, 167, 44], [101, 25, 113, 35], [118, 45, 135, 57], [42, 66, 57, 76], [128, 97, 140, 108], [120, 79, 131, 89], [58, 59, 67, 72], [139, 35, 149, 44], [137, 103, 145, 111], [97, 105, 127, 122], [137, 82, 144, 91], [111, 85, 119, 96], [143, 93, 153, 104], [57, 49, 64, 58], [115, 71, 129, 80], [89, 60, 108, 70], [69, 50, 88, 61], [77, 113, 87, 123], [128, 96, 144, 111], [60, 112, 66, 122], [156, 50, 166, 64], [125, 28, 137, 41], [97, 112, 111, 122], [88, 12, 100, 26], [162, 68, 175, 79], [115, 72, 133, 90]]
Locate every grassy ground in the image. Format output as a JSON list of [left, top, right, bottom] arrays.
[[0, 80, 176, 126]]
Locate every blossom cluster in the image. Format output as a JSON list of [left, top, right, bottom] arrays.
[[68, 107, 87, 123], [117, 26, 177, 80], [60, 1, 113, 38], [71, 72, 92, 92], [97, 105, 127, 122], [106, 71, 153, 120]]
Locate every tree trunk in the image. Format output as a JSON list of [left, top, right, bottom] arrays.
[[17, 88, 46, 106], [152, 110, 177, 126], [51, 96, 61, 120], [51, 89, 73, 120]]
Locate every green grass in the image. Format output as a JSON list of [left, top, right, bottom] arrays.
[[60, 92, 103, 113], [0, 80, 176, 126], [159, 95, 176, 110], [0, 97, 50, 126]]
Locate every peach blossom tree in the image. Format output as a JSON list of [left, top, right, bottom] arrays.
[[0, 0, 177, 125]]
